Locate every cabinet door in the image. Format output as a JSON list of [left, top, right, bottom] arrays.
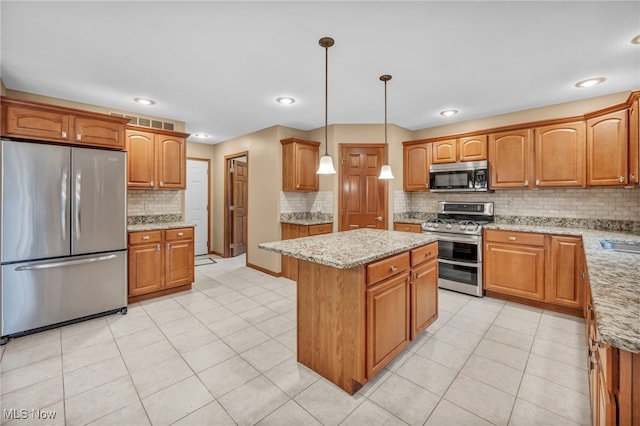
[[431, 139, 457, 164], [629, 100, 639, 185], [534, 121, 586, 187], [165, 238, 194, 288], [587, 110, 628, 186], [366, 272, 410, 378], [4, 105, 71, 142], [128, 243, 163, 296], [410, 258, 438, 339], [126, 130, 156, 189], [74, 116, 125, 149], [393, 223, 423, 233], [458, 135, 487, 162], [296, 143, 320, 191], [281, 223, 310, 281], [484, 242, 545, 300], [547, 236, 583, 309], [489, 129, 533, 188], [157, 135, 186, 189], [403, 143, 431, 191]]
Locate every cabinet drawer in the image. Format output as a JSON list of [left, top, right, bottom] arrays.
[[165, 227, 194, 241], [129, 231, 162, 245], [308, 224, 332, 236], [410, 242, 438, 267], [485, 229, 545, 246], [367, 252, 410, 286], [393, 223, 423, 233]]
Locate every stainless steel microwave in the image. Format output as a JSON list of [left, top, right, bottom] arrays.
[[429, 160, 489, 192]]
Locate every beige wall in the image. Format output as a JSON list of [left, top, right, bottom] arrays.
[[186, 142, 216, 253]]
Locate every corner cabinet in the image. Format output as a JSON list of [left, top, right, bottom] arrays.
[[128, 227, 194, 303], [403, 142, 431, 191], [1, 96, 128, 149], [126, 127, 189, 190], [281, 138, 320, 192], [629, 99, 639, 186]]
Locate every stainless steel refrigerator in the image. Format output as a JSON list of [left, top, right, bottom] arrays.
[[1, 139, 127, 344]]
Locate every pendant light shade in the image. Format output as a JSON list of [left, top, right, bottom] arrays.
[[379, 74, 394, 180], [317, 37, 337, 175]]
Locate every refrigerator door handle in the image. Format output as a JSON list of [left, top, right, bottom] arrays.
[[14, 254, 118, 271], [61, 167, 68, 240], [74, 169, 81, 239]]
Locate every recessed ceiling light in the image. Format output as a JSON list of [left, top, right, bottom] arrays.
[[193, 133, 209, 138], [575, 78, 606, 88], [632, 35, 640, 44], [134, 97, 155, 105], [440, 109, 458, 117], [276, 97, 295, 105]]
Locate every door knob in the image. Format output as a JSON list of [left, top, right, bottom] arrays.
[[375, 216, 383, 221]]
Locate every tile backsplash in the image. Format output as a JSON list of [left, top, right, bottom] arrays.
[[396, 187, 640, 221], [127, 190, 182, 216], [280, 191, 333, 214]]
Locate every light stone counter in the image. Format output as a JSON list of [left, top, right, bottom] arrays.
[[259, 228, 438, 270], [127, 222, 194, 232], [485, 223, 640, 354]]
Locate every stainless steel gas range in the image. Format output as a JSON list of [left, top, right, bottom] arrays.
[[422, 201, 494, 297]]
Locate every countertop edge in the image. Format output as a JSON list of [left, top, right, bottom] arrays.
[[127, 222, 195, 232]]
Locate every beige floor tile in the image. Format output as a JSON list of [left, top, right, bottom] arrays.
[[183, 298, 221, 315], [341, 400, 406, 426], [172, 290, 210, 307], [484, 325, 535, 352], [238, 306, 280, 325], [222, 326, 271, 353], [474, 339, 530, 371], [294, 379, 364, 426], [415, 337, 472, 371], [207, 316, 252, 338], [1, 375, 64, 416], [62, 340, 120, 373], [425, 399, 493, 426], [395, 353, 458, 396], [530, 337, 587, 370], [108, 313, 156, 339], [433, 324, 483, 352], [168, 326, 219, 354], [115, 325, 167, 353], [1, 356, 61, 395], [517, 373, 590, 425], [251, 291, 284, 305], [194, 306, 236, 325], [182, 339, 236, 372], [264, 298, 296, 314], [263, 358, 319, 397], [241, 339, 294, 372], [256, 399, 321, 426], [456, 304, 501, 323], [142, 376, 214, 426], [0, 339, 61, 372], [274, 328, 297, 352], [60, 317, 109, 338], [130, 355, 194, 398], [146, 306, 192, 325], [539, 311, 585, 335], [121, 339, 179, 372], [212, 291, 247, 305], [237, 285, 269, 298], [493, 315, 539, 336], [444, 375, 515, 425], [197, 355, 260, 398], [369, 374, 440, 425], [508, 398, 582, 426], [157, 316, 206, 338], [438, 291, 472, 313], [461, 354, 523, 396], [500, 303, 542, 323], [1, 329, 60, 354], [65, 376, 139, 425], [218, 375, 289, 425], [61, 326, 114, 354], [172, 401, 236, 426], [535, 324, 586, 351], [88, 401, 150, 426], [225, 298, 262, 314], [64, 355, 128, 398], [525, 353, 589, 395]]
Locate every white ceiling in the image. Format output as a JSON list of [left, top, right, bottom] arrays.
[[2, 1, 639, 144]]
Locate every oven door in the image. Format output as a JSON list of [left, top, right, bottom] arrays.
[[429, 233, 483, 297]]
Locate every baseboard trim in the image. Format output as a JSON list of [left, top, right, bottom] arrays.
[[209, 250, 224, 257], [128, 284, 192, 304], [247, 262, 281, 278]]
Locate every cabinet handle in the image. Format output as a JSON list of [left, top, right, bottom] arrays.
[[142, 235, 150, 240], [177, 232, 184, 236], [425, 182, 429, 188], [508, 236, 517, 241], [296, 183, 300, 189], [166, 243, 170, 250], [61, 131, 67, 138], [160, 181, 164, 187], [586, 305, 594, 311], [486, 244, 489, 250], [150, 181, 154, 187], [535, 179, 540, 186], [77, 133, 82, 141], [319, 228, 324, 232], [619, 176, 625, 183], [156, 244, 160, 251], [405, 227, 410, 231], [631, 174, 636, 182], [426, 252, 431, 257], [390, 265, 397, 272], [524, 180, 528, 186]]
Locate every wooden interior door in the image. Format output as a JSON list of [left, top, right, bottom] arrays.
[[339, 145, 387, 231], [230, 160, 248, 256]]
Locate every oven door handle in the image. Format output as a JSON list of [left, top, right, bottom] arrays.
[[429, 234, 481, 244], [438, 258, 480, 268]]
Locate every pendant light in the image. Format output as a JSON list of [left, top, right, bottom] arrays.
[[316, 37, 337, 175], [378, 74, 394, 180]]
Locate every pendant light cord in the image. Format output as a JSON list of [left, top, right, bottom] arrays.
[[324, 43, 329, 156], [384, 78, 388, 162]]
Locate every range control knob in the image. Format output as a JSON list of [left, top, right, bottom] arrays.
[[446, 224, 452, 229], [460, 224, 466, 231], [434, 223, 439, 228]]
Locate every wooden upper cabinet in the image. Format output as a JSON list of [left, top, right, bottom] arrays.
[[1, 97, 127, 149], [403, 142, 431, 191], [534, 121, 586, 188], [458, 135, 487, 162], [587, 110, 628, 186], [489, 129, 533, 188], [431, 139, 457, 164], [281, 138, 320, 191], [157, 135, 186, 189], [627, 100, 639, 186], [126, 127, 188, 190]]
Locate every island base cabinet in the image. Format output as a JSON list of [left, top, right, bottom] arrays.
[[366, 272, 410, 378], [411, 258, 438, 339]]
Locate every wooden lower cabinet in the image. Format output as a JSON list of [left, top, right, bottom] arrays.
[[128, 227, 194, 303], [546, 235, 584, 309], [281, 222, 332, 280], [297, 241, 438, 394]]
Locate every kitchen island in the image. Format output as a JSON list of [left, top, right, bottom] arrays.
[[259, 228, 438, 394]]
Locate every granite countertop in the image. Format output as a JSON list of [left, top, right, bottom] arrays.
[[485, 223, 640, 354], [259, 228, 438, 270], [128, 222, 194, 232], [280, 212, 333, 226]]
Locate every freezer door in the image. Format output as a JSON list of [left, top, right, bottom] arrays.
[[71, 148, 126, 255], [1, 140, 71, 263], [1, 251, 127, 336]]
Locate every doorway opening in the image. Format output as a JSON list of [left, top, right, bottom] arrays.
[[338, 143, 388, 231], [224, 152, 248, 259], [185, 158, 210, 256]]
